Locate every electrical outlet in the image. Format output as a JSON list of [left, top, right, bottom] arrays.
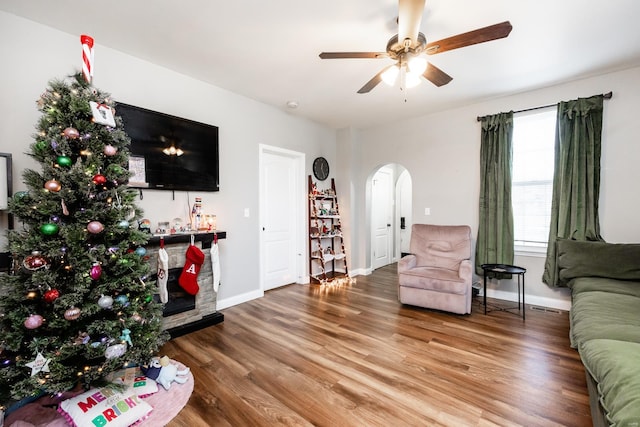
[[424, 207, 431, 215]]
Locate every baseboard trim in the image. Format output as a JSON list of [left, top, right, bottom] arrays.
[[350, 267, 371, 276], [217, 289, 264, 310], [486, 289, 571, 311]]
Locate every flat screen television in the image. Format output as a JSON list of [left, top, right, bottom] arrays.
[[117, 102, 219, 192]]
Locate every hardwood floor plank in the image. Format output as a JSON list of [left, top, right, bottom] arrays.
[[161, 264, 591, 426]]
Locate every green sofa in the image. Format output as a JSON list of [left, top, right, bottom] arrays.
[[556, 239, 640, 427]]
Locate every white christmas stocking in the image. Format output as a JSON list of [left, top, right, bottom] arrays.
[[210, 240, 220, 293], [157, 245, 169, 303]]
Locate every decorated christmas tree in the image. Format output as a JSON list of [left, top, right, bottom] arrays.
[[0, 71, 168, 406]]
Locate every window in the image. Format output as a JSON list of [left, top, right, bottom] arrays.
[[512, 108, 556, 252]]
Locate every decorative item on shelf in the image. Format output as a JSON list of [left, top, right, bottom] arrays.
[[138, 218, 151, 233], [191, 197, 204, 230], [204, 214, 217, 231], [172, 217, 184, 233], [156, 221, 169, 234]]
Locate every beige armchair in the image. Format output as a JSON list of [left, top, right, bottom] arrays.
[[398, 224, 473, 314]]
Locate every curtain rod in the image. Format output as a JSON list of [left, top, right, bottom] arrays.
[[476, 91, 613, 122]]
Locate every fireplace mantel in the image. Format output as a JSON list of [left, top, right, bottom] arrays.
[[148, 231, 227, 249], [146, 231, 226, 338]]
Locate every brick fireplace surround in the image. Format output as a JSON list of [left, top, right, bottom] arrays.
[[145, 231, 225, 338]]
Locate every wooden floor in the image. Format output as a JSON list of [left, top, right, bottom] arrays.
[[161, 264, 592, 427]]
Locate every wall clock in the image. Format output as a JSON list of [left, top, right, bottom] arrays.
[[312, 157, 330, 181]]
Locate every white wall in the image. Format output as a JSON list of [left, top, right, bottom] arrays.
[[3, 11, 639, 312], [343, 66, 640, 310], [0, 11, 335, 308]]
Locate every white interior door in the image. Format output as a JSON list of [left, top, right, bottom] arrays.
[[371, 167, 393, 270], [260, 147, 303, 290]]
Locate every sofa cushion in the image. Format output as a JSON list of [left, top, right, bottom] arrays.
[[557, 239, 640, 287], [571, 277, 640, 298], [579, 339, 640, 427], [398, 266, 467, 294], [570, 287, 640, 348]]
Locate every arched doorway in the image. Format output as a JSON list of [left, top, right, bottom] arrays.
[[369, 164, 412, 270]]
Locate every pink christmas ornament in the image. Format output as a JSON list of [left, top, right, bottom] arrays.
[[90, 263, 102, 280], [62, 127, 80, 139], [80, 35, 94, 83], [24, 314, 44, 329], [103, 145, 117, 156], [44, 179, 61, 192], [87, 221, 104, 234]]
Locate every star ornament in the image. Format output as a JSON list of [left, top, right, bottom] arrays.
[[25, 352, 51, 377]]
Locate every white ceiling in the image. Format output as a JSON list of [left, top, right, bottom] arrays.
[[2, 1, 640, 129]]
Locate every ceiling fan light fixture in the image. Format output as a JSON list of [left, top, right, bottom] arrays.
[[408, 56, 427, 75], [381, 64, 400, 86], [405, 69, 422, 88]]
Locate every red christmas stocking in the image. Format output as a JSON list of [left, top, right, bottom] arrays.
[[178, 244, 204, 295]]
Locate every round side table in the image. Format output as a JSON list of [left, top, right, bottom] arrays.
[[481, 263, 527, 320]]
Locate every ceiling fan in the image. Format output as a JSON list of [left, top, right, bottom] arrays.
[[319, 0, 512, 93]]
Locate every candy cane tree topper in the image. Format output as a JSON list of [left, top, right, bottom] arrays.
[[80, 35, 94, 83]]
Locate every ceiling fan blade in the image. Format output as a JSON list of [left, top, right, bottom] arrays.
[[357, 65, 394, 94], [423, 62, 452, 87], [398, 0, 426, 47], [426, 21, 513, 55], [319, 52, 388, 59]]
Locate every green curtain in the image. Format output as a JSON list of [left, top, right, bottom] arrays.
[[542, 95, 605, 287], [475, 112, 514, 275]]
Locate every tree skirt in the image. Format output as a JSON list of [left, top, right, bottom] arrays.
[[5, 360, 194, 427]]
